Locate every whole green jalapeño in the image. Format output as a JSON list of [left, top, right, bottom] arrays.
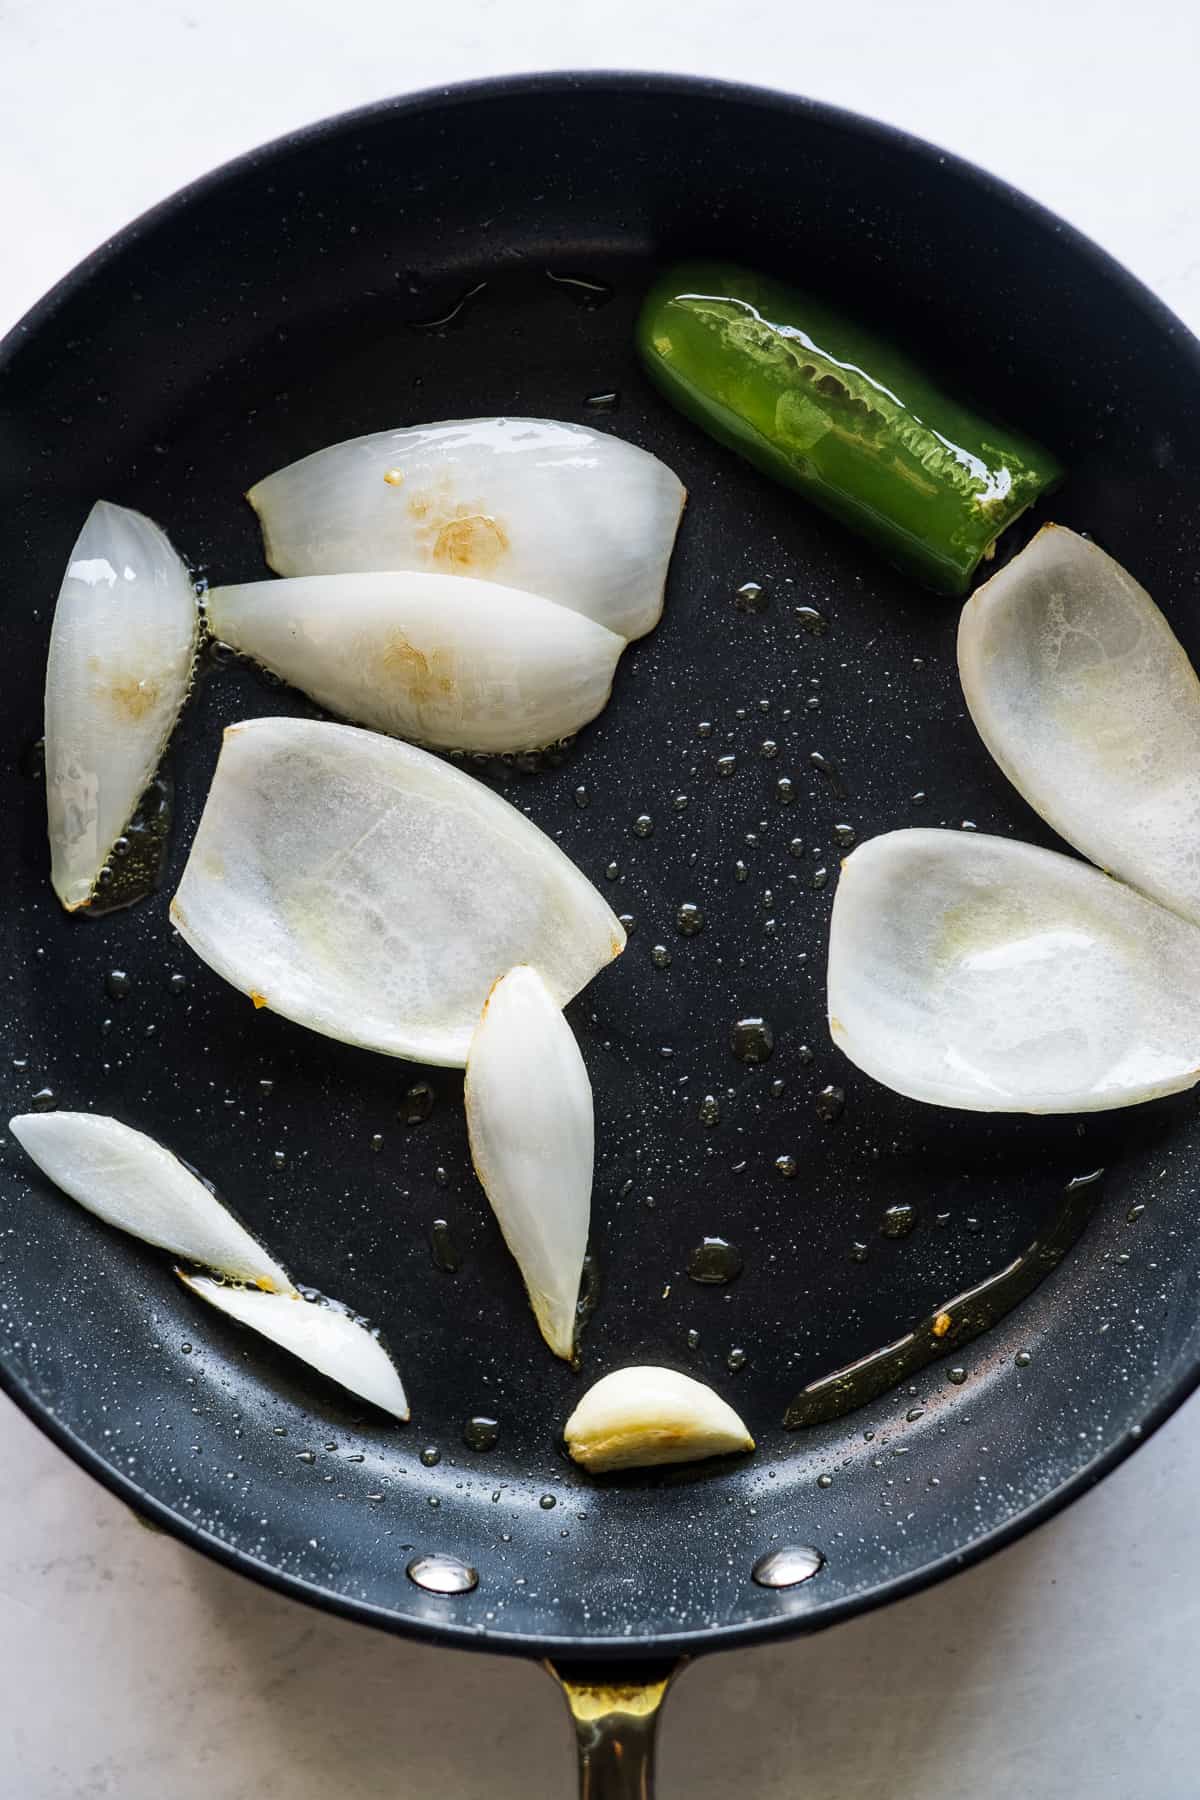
[[637, 261, 1062, 595]]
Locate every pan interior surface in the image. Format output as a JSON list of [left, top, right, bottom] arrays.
[[2, 75, 1200, 1659]]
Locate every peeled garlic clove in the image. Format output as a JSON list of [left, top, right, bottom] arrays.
[[9, 1111, 294, 1292], [464, 966, 592, 1359], [246, 418, 686, 641], [207, 572, 623, 753], [564, 1366, 755, 1472], [959, 524, 1200, 927], [170, 717, 625, 1067], [178, 1274, 409, 1420], [828, 828, 1200, 1113], [45, 501, 197, 911]]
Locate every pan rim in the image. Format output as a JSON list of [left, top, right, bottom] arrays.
[[3, 66, 1200, 1662]]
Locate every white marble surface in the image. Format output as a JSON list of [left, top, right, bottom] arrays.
[[4, 2, 1200, 1794]]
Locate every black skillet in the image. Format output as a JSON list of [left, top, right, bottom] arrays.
[[3, 72, 1200, 1798]]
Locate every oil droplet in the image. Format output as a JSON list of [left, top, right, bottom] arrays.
[[632, 813, 654, 838], [716, 755, 737, 778], [30, 1087, 57, 1113], [584, 390, 618, 411], [105, 969, 132, 1000], [906, 1407, 924, 1423], [775, 1154, 798, 1178], [618, 912, 636, 935], [406, 1553, 478, 1595], [734, 860, 749, 882], [402, 1082, 435, 1126], [947, 1367, 968, 1386], [20, 737, 46, 779], [832, 822, 857, 849], [815, 1085, 845, 1123], [777, 777, 796, 804], [752, 1545, 824, 1588], [787, 837, 805, 859], [168, 972, 189, 995], [540, 1494, 557, 1510], [546, 270, 613, 308], [881, 1203, 917, 1239], [760, 739, 778, 759], [731, 1017, 774, 1064], [849, 1240, 870, 1263], [686, 1328, 701, 1350], [430, 1218, 459, 1282], [816, 1472, 833, 1489], [812, 866, 829, 890], [383, 467, 405, 486], [573, 785, 590, 809], [463, 1416, 500, 1452], [727, 1347, 748, 1372], [687, 1237, 744, 1284], [676, 903, 704, 936], [794, 606, 827, 636], [575, 1251, 601, 1337], [911, 790, 928, 806], [809, 751, 847, 797], [427, 1495, 441, 1509], [420, 1445, 442, 1468], [296, 1450, 316, 1465], [271, 1149, 287, 1169], [651, 944, 672, 969], [273, 1426, 287, 1437], [797, 1044, 815, 1065], [259, 1078, 275, 1097], [699, 1094, 721, 1127], [1014, 1350, 1032, 1368], [408, 279, 488, 331], [735, 581, 767, 613], [605, 862, 620, 881], [370, 1132, 384, 1153]]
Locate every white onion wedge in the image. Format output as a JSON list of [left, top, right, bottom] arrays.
[[45, 501, 197, 911], [178, 1274, 409, 1420], [206, 571, 623, 753], [564, 1367, 755, 1473], [9, 1111, 294, 1291], [170, 718, 625, 1067], [827, 829, 1200, 1113], [464, 966, 592, 1359], [246, 418, 686, 642], [959, 524, 1200, 928]]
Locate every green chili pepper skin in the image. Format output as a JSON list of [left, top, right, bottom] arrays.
[[637, 261, 1062, 596]]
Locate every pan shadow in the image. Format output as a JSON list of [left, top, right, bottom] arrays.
[[174, 1540, 567, 1799]]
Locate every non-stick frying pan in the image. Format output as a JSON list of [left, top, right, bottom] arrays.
[[3, 73, 1200, 1799]]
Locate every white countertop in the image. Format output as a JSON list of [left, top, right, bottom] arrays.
[[4, 3, 1199, 1794]]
